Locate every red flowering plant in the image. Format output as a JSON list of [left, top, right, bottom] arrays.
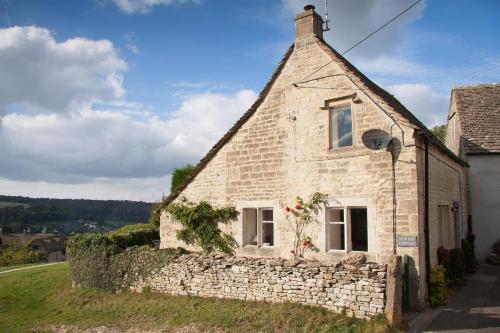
[[284, 192, 328, 259]]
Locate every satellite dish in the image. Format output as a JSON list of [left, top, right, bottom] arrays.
[[362, 129, 392, 150]]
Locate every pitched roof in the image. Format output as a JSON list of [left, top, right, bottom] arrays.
[[164, 37, 467, 205], [452, 83, 500, 154]]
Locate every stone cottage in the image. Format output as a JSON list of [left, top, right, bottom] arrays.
[[160, 5, 468, 309], [445, 83, 500, 259]]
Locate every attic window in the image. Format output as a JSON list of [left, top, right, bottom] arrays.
[[330, 105, 353, 148]]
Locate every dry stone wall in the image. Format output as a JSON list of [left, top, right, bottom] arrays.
[[131, 253, 389, 319]]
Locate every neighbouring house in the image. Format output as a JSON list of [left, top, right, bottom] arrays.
[[0, 232, 67, 262], [445, 83, 500, 259], [160, 5, 468, 310], [28, 235, 67, 262]]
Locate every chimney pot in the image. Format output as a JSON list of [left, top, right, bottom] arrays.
[[295, 5, 324, 40]]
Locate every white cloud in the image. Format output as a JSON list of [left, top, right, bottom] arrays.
[[386, 83, 449, 127], [0, 26, 127, 114], [0, 176, 171, 202], [111, 0, 201, 14], [0, 89, 257, 197], [355, 56, 437, 81], [0, 24, 258, 201], [282, 0, 426, 58]]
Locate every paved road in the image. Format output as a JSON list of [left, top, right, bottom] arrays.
[[0, 261, 65, 275], [412, 264, 500, 333]]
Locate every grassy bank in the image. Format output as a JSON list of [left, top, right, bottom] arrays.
[[0, 263, 394, 333]]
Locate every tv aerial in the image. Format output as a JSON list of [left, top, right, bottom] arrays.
[[323, 0, 331, 32]]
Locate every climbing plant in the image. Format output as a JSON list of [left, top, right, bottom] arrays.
[[284, 192, 329, 259], [165, 200, 238, 254]]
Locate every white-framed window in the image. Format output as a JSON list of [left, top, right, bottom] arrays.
[[326, 206, 368, 252], [329, 105, 353, 149], [326, 208, 345, 250], [242, 208, 274, 247]]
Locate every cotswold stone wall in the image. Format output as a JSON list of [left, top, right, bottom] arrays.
[[131, 253, 390, 319]]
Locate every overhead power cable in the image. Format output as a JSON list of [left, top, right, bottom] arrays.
[[294, 0, 424, 85]]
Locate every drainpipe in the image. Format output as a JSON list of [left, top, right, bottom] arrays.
[[423, 136, 431, 297]]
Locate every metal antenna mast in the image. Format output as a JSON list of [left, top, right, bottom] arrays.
[[323, 0, 331, 31]]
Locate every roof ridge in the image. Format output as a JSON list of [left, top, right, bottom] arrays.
[[452, 83, 500, 91]]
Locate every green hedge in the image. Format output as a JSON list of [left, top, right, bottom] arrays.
[[107, 224, 159, 253], [67, 224, 177, 291], [67, 233, 114, 290]]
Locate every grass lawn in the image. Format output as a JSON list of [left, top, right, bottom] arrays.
[[0, 263, 395, 333]]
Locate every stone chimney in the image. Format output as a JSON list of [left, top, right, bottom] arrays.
[[295, 5, 324, 40]]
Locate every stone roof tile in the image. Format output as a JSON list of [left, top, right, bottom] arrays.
[[453, 83, 500, 154]]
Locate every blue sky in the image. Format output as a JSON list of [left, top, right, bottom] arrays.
[[0, 0, 499, 201]]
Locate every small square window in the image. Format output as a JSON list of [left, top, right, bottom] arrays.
[[326, 207, 368, 252], [242, 208, 274, 247], [330, 105, 353, 148]]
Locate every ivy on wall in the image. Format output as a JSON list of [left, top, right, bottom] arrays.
[[165, 200, 238, 254]]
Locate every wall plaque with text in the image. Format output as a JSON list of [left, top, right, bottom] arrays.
[[397, 236, 418, 247]]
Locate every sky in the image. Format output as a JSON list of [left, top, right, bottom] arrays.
[[0, 0, 499, 202]]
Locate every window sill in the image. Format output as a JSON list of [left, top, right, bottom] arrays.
[[242, 245, 275, 249], [327, 249, 347, 254], [326, 249, 369, 254], [325, 146, 371, 159], [328, 145, 354, 152]]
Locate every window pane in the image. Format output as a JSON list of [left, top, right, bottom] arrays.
[[262, 222, 274, 246], [351, 208, 368, 251], [328, 223, 345, 250], [243, 208, 257, 246], [261, 209, 273, 222], [330, 106, 352, 148], [327, 208, 344, 222]]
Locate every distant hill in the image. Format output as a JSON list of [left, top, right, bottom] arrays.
[[0, 201, 30, 209], [0, 195, 153, 234]]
